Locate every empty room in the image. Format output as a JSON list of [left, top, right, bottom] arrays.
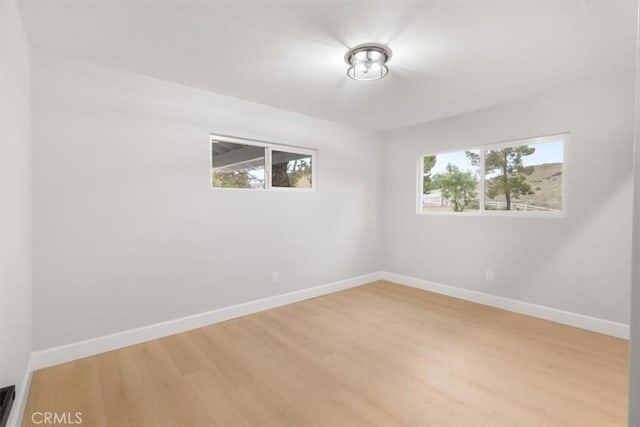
[[2, 0, 640, 426]]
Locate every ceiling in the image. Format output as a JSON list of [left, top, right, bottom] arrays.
[[18, 0, 637, 132]]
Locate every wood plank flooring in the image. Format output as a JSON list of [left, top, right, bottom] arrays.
[[22, 281, 629, 426]]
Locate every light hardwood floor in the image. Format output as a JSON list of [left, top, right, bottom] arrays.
[[23, 281, 629, 426]]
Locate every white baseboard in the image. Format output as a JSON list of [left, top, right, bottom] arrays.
[[382, 271, 629, 339], [7, 356, 33, 427], [30, 272, 384, 371]]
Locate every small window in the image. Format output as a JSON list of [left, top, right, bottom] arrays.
[[271, 150, 313, 189], [211, 140, 266, 189], [418, 134, 567, 216], [211, 135, 316, 191]]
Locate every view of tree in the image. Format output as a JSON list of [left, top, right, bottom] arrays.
[[467, 147, 535, 210], [272, 162, 291, 187], [212, 170, 254, 188], [272, 159, 312, 188], [287, 159, 312, 187], [433, 164, 478, 212], [422, 155, 437, 194]]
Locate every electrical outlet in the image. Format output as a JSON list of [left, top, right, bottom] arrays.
[[486, 270, 494, 282], [271, 272, 279, 284]]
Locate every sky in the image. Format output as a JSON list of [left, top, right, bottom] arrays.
[[428, 141, 563, 176]]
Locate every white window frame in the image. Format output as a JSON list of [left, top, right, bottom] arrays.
[[417, 133, 568, 218], [210, 134, 317, 192]]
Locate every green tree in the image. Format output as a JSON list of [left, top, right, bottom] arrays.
[[287, 159, 312, 187], [212, 170, 253, 188], [466, 147, 535, 210], [435, 164, 478, 212], [272, 159, 312, 188], [422, 155, 437, 193]]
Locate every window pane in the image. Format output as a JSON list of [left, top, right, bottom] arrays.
[[484, 141, 563, 212], [422, 150, 480, 213], [271, 150, 313, 188], [211, 141, 265, 189]]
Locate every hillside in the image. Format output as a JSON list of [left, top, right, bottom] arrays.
[[487, 162, 562, 210]]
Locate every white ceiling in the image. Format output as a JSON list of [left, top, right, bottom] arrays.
[[18, 0, 637, 131]]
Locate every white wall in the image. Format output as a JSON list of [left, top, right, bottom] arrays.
[[31, 52, 382, 350], [0, 0, 32, 419], [381, 78, 635, 325]]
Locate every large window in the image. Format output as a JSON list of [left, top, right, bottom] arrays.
[[211, 135, 315, 191], [419, 134, 566, 216]]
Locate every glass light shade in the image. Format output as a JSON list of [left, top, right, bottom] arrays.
[[345, 44, 392, 81], [348, 61, 388, 81]]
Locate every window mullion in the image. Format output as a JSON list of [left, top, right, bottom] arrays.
[[479, 149, 485, 213], [265, 146, 272, 190], [418, 156, 424, 214]]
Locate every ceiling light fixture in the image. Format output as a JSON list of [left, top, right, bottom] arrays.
[[344, 43, 392, 81]]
